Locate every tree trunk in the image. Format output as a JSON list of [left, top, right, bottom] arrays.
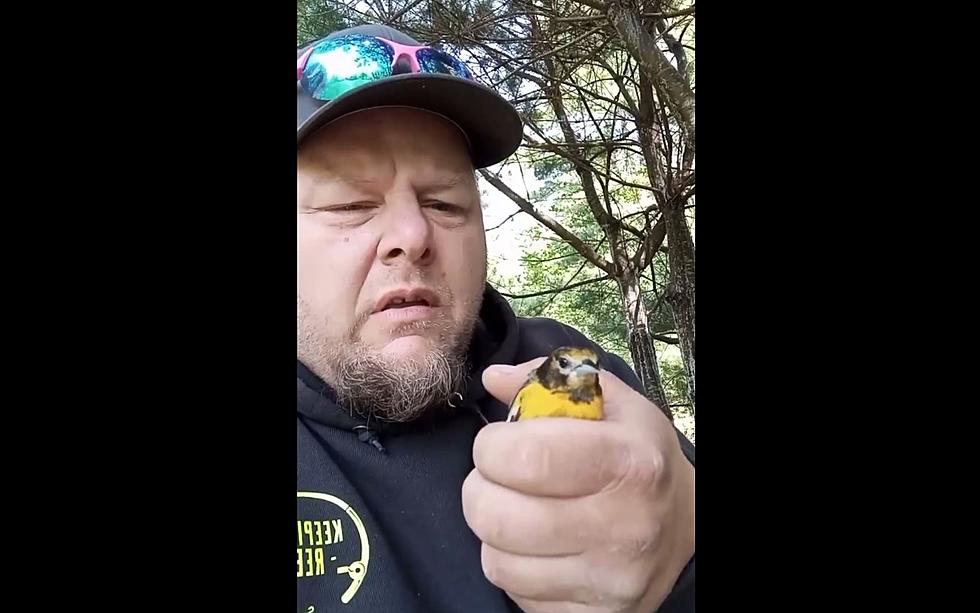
[[631, 31, 696, 415], [607, 1, 696, 157], [613, 238, 672, 419], [662, 203, 695, 413], [635, 72, 667, 209]]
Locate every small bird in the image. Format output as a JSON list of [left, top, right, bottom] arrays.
[[506, 347, 604, 422]]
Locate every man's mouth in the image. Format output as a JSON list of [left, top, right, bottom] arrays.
[[372, 287, 441, 314], [382, 297, 431, 310]]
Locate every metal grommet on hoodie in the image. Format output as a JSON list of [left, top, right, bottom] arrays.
[[352, 425, 386, 454]]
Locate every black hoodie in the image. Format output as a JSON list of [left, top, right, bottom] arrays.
[[297, 285, 695, 613]]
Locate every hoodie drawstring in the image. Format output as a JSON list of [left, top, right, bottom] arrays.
[[351, 391, 487, 454], [352, 425, 386, 454], [449, 391, 489, 425]]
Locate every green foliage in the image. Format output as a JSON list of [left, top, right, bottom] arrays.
[[532, 156, 572, 181], [659, 352, 689, 407], [488, 169, 684, 407], [492, 250, 689, 411], [297, 0, 347, 46]]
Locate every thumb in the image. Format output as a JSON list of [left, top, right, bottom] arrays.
[[482, 357, 546, 407]]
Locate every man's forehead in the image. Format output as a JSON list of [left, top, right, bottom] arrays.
[[304, 164, 473, 190], [298, 109, 477, 188]]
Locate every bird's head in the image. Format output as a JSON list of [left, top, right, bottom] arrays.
[[538, 346, 601, 388]]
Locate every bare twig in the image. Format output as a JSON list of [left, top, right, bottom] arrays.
[[486, 209, 522, 231], [533, 258, 591, 316], [607, 3, 695, 156], [521, 250, 579, 263], [321, 0, 379, 23], [645, 8, 696, 19], [387, 0, 427, 23], [555, 7, 696, 22], [478, 169, 617, 276], [492, 25, 607, 88], [569, 0, 609, 12], [499, 274, 610, 299], [522, 128, 660, 195], [636, 217, 667, 270]]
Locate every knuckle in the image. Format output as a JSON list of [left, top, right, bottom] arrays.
[[596, 433, 626, 484], [468, 494, 506, 545], [460, 471, 479, 524], [515, 435, 549, 483], [484, 513, 506, 545], [473, 423, 505, 469], [610, 511, 662, 560], [645, 518, 663, 549], [470, 507, 493, 541], [462, 474, 503, 544], [610, 564, 653, 604], [620, 527, 657, 561], [626, 447, 668, 490], [480, 547, 507, 588]]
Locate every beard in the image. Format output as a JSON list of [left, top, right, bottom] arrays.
[[298, 287, 482, 423]]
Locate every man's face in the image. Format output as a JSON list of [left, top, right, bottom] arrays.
[[297, 107, 487, 420]]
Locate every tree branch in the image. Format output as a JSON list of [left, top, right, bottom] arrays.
[[596, 55, 639, 115], [455, 33, 635, 118], [498, 274, 610, 299], [492, 25, 607, 88], [522, 249, 579, 264], [637, 217, 667, 270], [650, 333, 679, 345], [607, 2, 695, 155], [570, 0, 609, 12], [321, 0, 380, 23], [522, 128, 660, 196], [532, 258, 591, 316], [387, 0, 427, 23], [486, 208, 523, 231], [366, 0, 388, 21], [555, 8, 694, 22], [479, 169, 617, 276]]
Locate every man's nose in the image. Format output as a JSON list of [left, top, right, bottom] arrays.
[[376, 197, 433, 266]]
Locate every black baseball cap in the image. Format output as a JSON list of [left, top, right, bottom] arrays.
[[297, 24, 523, 168]]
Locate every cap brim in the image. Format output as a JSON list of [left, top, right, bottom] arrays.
[[297, 73, 522, 168]]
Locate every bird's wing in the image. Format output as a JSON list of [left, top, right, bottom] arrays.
[[506, 376, 535, 422], [506, 390, 523, 422]]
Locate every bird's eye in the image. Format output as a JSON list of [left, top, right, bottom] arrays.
[[558, 357, 569, 369]]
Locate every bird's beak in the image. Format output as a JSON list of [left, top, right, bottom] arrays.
[[574, 364, 599, 376]]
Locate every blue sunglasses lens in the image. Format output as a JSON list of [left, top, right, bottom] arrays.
[[417, 48, 474, 79], [301, 35, 394, 100]]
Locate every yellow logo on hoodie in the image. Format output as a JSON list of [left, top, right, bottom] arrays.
[[297, 492, 370, 605]]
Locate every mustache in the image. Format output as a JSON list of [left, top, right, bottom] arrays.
[[346, 282, 455, 341]]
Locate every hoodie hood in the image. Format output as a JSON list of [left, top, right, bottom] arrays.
[[297, 284, 521, 441]]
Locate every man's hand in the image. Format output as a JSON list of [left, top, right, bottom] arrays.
[[463, 358, 695, 613]]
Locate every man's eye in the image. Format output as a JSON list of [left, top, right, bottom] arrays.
[[325, 203, 373, 212], [425, 201, 459, 213]]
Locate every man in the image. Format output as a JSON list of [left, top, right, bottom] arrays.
[[297, 24, 695, 613]]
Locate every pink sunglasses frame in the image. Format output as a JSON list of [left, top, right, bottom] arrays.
[[297, 36, 435, 80]]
